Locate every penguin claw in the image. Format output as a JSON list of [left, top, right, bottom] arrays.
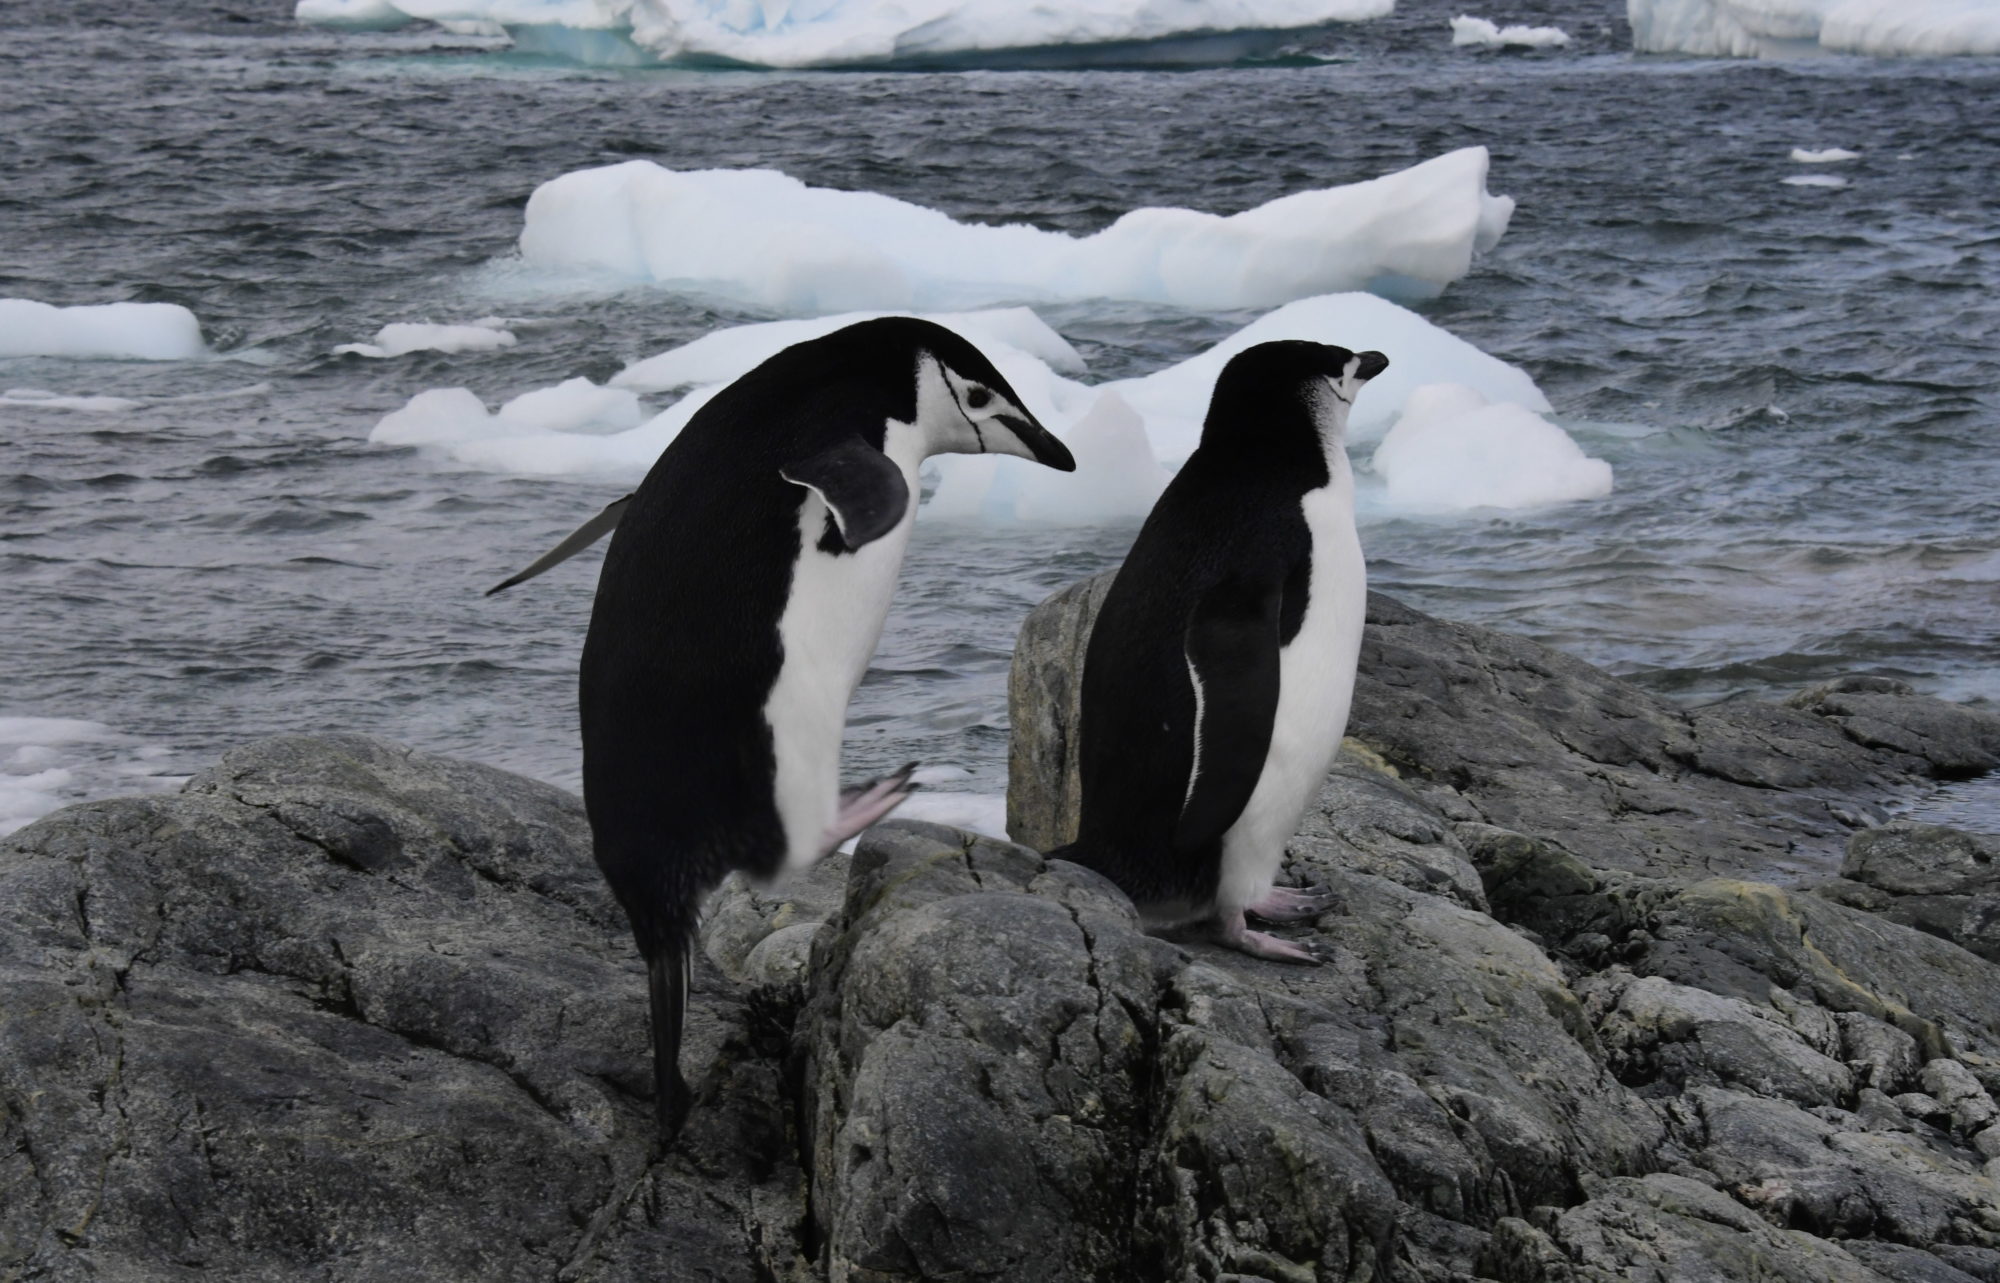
[[819, 762, 920, 857], [1208, 908, 1328, 966], [1246, 884, 1342, 924]]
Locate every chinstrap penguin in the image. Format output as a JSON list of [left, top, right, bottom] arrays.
[[1050, 340, 1388, 964], [576, 317, 1074, 1140]]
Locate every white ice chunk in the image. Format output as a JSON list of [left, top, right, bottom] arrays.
[[301, 0, 1393, 68], [496, 377, 642, 432], [1104, 292, 1548, 466], [1630, 0, 2000, 56], [1369, 383, 1611, 512], [335, 321, 518, 358], [295, 0, 417, 27], [367, 296, 1574, 525], [1450, 15, 1571, 46], [517, 149, 1514, 312], [0, 300, 207, 361], [0, 387, 144, 413], [615, 307, 1083, 392], [1790, 147, 1860, 162], [1782, 173, 1849, 187]]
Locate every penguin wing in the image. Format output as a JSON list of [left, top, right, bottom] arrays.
[[779, 436, 911, 552], [1173, 574, 1283, 854], [485, 494, 632, 596]]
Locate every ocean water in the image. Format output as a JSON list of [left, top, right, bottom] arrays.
[[4, 0, 1997, 829]]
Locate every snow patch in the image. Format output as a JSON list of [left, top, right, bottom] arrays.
[[1369, 384, 1612, 512], [1450, 15, 1571, 46], [0, 300, 207, 361], [335, 321, 518, 358], [516, 148, 1514, 312]]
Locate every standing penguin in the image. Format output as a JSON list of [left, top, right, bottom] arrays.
[[581, 317, 1074, 1139], [1050, 340, 1388, 963]]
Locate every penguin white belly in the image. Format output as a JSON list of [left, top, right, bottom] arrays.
[[764, 425, 925, 870], [1214, 478, 1366, 913]]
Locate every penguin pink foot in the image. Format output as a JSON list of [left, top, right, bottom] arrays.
[[816, 762, 920, 858], [1247, 884, 1341, 923], [1211, 908, 1328, 965]]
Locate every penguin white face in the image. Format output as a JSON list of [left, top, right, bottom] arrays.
[[915, 353, 1077, 471], [1315, 349, 1391, 444]]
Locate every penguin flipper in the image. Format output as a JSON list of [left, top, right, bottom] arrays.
[[1174, 575, 1283, 854], [485, 494, 632, 596], [780, 437, 911, 553]]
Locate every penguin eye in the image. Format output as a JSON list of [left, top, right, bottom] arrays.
[[966, 387, 992, 410]]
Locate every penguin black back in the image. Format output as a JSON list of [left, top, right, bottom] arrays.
[[576, 317, 1074, 1139], [1052, 341, 1389, 923]]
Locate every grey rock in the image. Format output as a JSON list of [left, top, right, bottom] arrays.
[[1005, 570, 1117, 852], [1843, 1240, 1988, 1283], [1588, 974, 1855, 1106], [0, 734, 808, 1283], [1846, 824, 2000, 898], [1925, 1059, 2000, 1132], [1840, 1012, 1924, 1092], [1006, 575, 2000, 883]]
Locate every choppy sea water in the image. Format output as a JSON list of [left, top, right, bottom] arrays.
[[4, 0, 1997, 833]]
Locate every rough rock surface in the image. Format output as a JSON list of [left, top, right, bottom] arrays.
[[1816, 822, 2000, 963], [7, 584, 2000, 1281]]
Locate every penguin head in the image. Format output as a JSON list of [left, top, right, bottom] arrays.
[[887, 320, 1075, 471], [1201, 340, 1390, 462]]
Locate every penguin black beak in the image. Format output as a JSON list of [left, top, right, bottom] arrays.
[[1355, 351, 1390, 381], [997, 412, 1077, 472]]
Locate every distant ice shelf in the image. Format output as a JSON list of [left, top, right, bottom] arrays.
[[370, 294, 1612, 526], [514, 148, 1513, 313], [1629, 0, 2000, 57], [294, 0, 1393, 68]]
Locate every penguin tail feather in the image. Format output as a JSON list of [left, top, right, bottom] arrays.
[[646, 935, 693, 1143]]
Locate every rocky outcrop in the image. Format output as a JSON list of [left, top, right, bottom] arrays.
[[6, 586, 2000, 1282], [1817, 822, 2000, 963]]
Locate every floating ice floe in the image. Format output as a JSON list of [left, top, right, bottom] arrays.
[[0, 387, 144, 413], [1782, 173, 1849, 188], [297, 0, 1393, 68], [1450, 15, 1571, 46], [515, 148, 1514, 312], [1629, 0, 2000, 56], [1369, 383, 1612, 513], [372, 293, 1609, 525], [0, 300, 207, 361], [1790, 147, 1860, 162], [335, 320, 518, 358]]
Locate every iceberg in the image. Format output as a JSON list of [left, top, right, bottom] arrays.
[[1368, 383, 1611, 512], [334, 321, 518, 358], [1449, 15, 1571, 47], [517, 149, 1512, 313], [1629, 0, 2000, 57], [297, 0, 1393, 69], [0, 299, 207, 361], [370, 293, 1584, 527]]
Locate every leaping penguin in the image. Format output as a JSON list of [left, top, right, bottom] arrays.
[[576, 317, 1074, 1140], [1050, 340, 1388, 964]]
